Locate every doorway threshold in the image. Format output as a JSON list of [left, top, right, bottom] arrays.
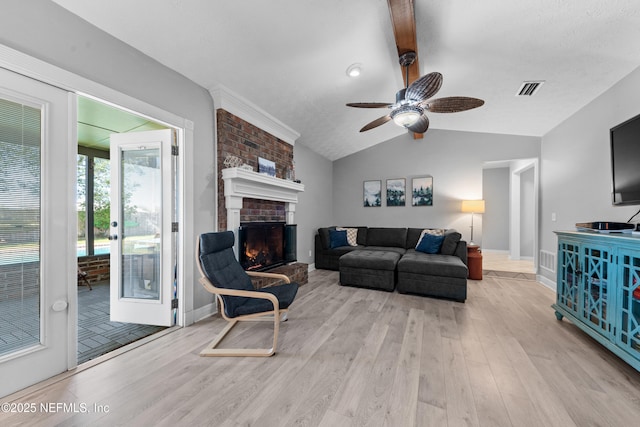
[[78, 281, 170, 364]]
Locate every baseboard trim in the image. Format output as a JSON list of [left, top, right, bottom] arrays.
[[480, 249, 509, 254], [308, 263, 316, 272], [513, 256, 534, 261], [537, 274, 556, 292], [192, 302, 218, 323]]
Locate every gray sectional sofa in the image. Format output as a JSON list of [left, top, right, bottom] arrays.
[[314, 226, 468, 302]]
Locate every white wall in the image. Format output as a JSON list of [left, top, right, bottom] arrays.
[[293, 143, 333, 267], [540, 65, 640, 282], [520, 167, 535, 257], [482, 167, 510, 250], [333, 129, 540, 245]]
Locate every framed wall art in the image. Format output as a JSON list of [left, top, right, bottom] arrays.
[[386, 178, 406, 207], [258, 156, 276, 177], [412, 176, 433, 206], [363, 180, 382, 207]]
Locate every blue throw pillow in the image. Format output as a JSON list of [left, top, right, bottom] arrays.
[[416, 233, 444, 254], [329, 229, 349, 248]]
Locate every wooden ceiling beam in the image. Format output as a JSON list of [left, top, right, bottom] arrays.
[[387, 0, 422, 138], [387, 0, 420, 87]]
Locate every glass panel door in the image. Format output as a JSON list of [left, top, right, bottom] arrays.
[[0, 68, 72, 398], [557, 241, 580, 316], [618, 251, 640, 355], [581, 245, 611, 336], [110, 129, 175, 326]]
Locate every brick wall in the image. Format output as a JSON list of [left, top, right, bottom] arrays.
[[217, 109, 294, 230], [78, 254, 110, 284], [0, 255, 109, 300], [250, 263, 308, 289]]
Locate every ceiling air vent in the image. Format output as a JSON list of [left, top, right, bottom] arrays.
[[516, 81, 544, 96]]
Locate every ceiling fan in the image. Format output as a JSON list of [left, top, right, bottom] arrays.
[[347, 0, 483, 135], [346, 51, 484, 134]]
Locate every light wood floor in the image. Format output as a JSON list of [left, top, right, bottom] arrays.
[[482, 251, 535, 274], [3, 270, 640, 427]]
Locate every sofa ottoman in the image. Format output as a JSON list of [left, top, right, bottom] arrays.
[[339, 250, 401, 291], [396, 249, 468, 302]]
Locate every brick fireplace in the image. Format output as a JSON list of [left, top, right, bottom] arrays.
[[212, 86, 307, 285], [216, 109, 295, 230]]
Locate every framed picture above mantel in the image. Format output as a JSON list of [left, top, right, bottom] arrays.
[[258, 156, 276, 177]]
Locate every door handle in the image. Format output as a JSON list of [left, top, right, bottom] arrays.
[[108, 235, 118, 241], [52, 300, 68, 312]]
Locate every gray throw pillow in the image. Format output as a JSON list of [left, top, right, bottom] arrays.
[[406, 228, 424, 249], [318, 227, 336, 249], [441, 229, 462, 255]]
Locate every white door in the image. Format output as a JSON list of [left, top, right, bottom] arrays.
[[109, 129, 176, 326], [0, 68, 74, 397]]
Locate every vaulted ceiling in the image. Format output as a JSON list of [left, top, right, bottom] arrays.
[[53, 0, 640, 160]]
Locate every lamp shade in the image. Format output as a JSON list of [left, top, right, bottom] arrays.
[[461, 200, 485, 213]]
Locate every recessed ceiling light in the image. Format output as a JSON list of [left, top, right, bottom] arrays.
[[346, 63, 362, 78]]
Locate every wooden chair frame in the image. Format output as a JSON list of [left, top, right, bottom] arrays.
[[77, 268, 92, 290], [196, 239, 292, 357]]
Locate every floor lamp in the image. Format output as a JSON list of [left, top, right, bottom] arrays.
[[461, 200, 485, 246]]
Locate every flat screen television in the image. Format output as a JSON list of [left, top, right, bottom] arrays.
[[610, 113, 640, 205]]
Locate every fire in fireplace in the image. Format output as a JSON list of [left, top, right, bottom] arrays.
[[238, 222, 297, 271]]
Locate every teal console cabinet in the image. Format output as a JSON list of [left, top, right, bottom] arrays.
[[553, 231, 640, 372]]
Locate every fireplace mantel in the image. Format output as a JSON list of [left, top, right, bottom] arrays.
[[221, 168, 304, 252], [222, 167, 304, 205]]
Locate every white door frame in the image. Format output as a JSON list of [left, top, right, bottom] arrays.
[[482, 158, 539, 272], [0, 44, 192, 372], [510, 159, 539, 269]]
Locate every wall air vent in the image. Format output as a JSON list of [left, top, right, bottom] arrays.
[[539, 250, 556, 273], [516, 81, 545, 96]]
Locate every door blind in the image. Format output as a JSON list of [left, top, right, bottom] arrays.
[[0, 96, 42, 356]]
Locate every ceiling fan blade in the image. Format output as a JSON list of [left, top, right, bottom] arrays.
[[405, 72, 443, 102], [406, 114, 429, 134], [360, 115, 392, 132], [424, 97, 485, 113], [346, 102, 393, 108]]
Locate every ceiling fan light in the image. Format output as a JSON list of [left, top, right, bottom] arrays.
[[391, 105, 422, 127], [393, 111, 420, 127]]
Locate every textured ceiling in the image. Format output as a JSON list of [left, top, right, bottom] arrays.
[[53, 0, 640, 160]]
